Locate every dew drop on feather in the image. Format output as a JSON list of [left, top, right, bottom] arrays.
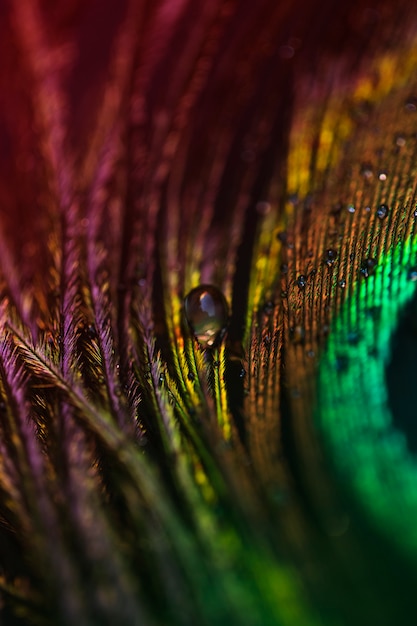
[[376, 203, 389, 219], [297, 275, 307, 289], [324, 249, 338, 267], [407, 267, 417, 282], [360, 258, 377, 278], [184, 285, 228, 348]]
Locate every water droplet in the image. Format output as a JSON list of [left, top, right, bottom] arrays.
[[405, 96, 417, 112], [184, 285, 228, 348], [279, 44, 295, 59], [376, 203, 389, 219], [290, 325, 305, 344], [413, 207, 417, 219], [338, 279, 346, 289], [360, 163, 373, 180], [263, 301, 274, 314], [187, 372, 195, 382], [347, 332, 360, 345], [360, 258, 377, 278], [239, 368, 246, 378], [256, 201, 271, 215], [378, 171, 388, 181], [324, 248, 338, 267], [408, 267, 417, 281], [297, 275, 307, 289], [87, 325, 97, 339], [335, 355, 349, 372], [395, 134, 406, 147], [347, 204, 355, 213]]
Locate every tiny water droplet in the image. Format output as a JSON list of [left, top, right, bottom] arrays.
[[378, 171, 388, 181], [324, 248, 338, 267], [335, 355, 349, 372], [347, 204, 355, 213], [184, 285, 228, 348], [290, 325, 305, 344], [366, 305, 381, 320], [256, 201, 271, 215], [347, 332, 360, 345], [239, 368, 246, 378], [405, 96, 417, 112], [360, 258, 377, 278], [413, 208, 417, 218], [263, 334, 271, 345], [395, 134, 406, 147], [338, 279, 346, 289], [331, 202, 343, 215], [376, 203, 389, 219], [187, 372, 195, 382], [279, 44, 295, 59], [87, 325, 97, 339], [407, 267, 417, 281], [297, 275, 307, 289], [360, 163, 373, 180]]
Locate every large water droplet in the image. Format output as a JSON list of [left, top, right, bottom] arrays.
[[184, 285, 228, 348]]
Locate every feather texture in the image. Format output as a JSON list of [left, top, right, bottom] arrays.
[[2, 1, 417, 625]]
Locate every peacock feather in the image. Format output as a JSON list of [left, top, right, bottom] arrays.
[[1, 0, 417, 624]]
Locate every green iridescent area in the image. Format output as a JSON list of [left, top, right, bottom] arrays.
[[317, 220, 417, 554]]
